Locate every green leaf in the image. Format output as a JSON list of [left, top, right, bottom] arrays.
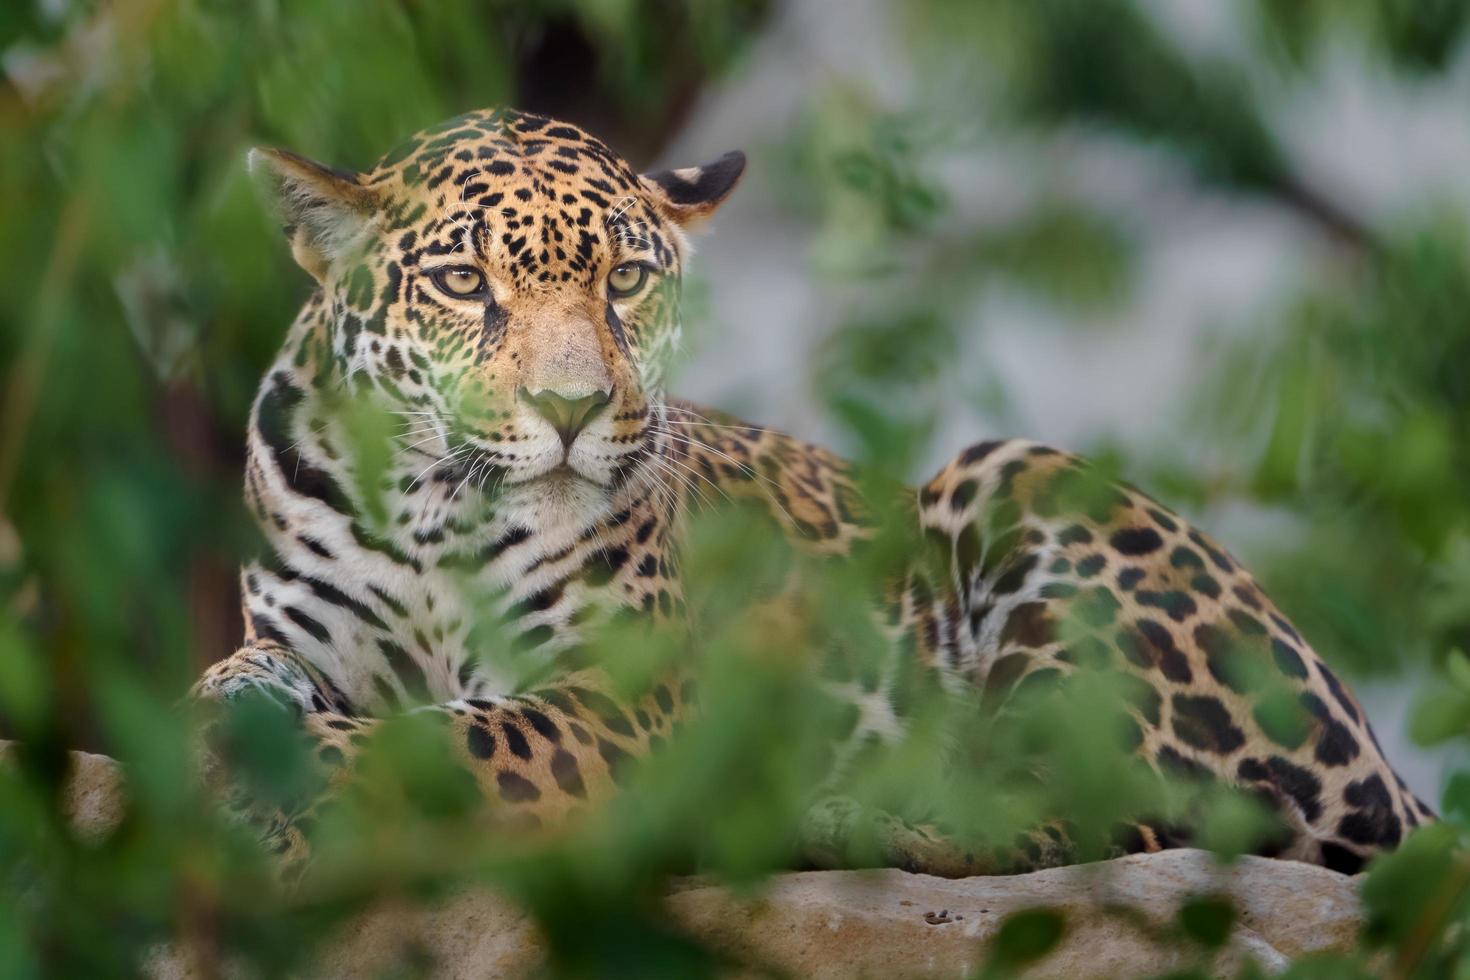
[[1360, 824, 1467, 945], [1178, 894, 1236, 948], [1409, 690, 1470, 747], [1441, 770, 1470, 826], [987, 907, 1066, 970], [1193, 788, 1284, 863], [1445, 649, 1470, 693], [0, 618, 50, 736]]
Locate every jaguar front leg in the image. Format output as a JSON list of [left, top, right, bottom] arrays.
[[340, 670, 679, 819], [240, 668, 690, 881], [191, 639, 356, 716], [188, 640, 356, 791]]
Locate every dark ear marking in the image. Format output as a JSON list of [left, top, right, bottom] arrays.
[[645, 151, 745, 206], [640, 150, 745, 228]]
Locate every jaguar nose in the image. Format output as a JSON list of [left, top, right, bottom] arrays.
[[520, 387, 612, 448]]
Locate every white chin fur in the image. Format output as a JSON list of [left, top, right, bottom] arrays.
[[495, 469, 613, 540]]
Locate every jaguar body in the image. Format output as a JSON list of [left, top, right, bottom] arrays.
[[195, 107, 1431, 879]]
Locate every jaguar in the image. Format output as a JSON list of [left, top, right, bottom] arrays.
[[194, 106, 1431, 879]]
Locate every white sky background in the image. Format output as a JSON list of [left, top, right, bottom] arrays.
[[654, 0, 1470, 801]]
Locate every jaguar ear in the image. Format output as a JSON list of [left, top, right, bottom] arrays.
[[640, 150, 745, 229], [248, 146, 378, 283]]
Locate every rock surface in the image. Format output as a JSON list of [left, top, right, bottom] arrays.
[[11, 745, 1365, 977], [0, 741, 127, 839], [209, 854, 1356, 979]]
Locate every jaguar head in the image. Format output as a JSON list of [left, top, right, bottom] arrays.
[[251, 108, 742, 532]]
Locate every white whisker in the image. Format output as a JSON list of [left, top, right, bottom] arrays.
[[654, 423, 800, 530]]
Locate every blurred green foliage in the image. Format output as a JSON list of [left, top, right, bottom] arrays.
[[4, 0, 1470, 977]]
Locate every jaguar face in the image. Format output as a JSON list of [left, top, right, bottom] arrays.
[[251, 109, 743, 531]]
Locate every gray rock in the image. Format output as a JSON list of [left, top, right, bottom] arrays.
[[7, 744, 1363, 977]]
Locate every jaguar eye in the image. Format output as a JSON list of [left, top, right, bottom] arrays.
[[608, 262, 649, 298], [431, 266, 487, 299]]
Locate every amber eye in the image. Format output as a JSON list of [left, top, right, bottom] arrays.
[[608, 262, 649, 298], [430, 266, 487, 299]]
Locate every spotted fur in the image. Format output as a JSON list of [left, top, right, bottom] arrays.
[[195, 107, 1429, 880]]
